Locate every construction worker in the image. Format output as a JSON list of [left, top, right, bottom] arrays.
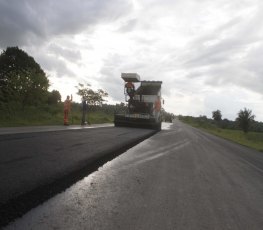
[[125, 81, 135, 98], [64, 94, 72, 125], [154, 96, 161, 121]]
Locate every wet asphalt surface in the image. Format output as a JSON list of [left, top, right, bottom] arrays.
[[4, 120, 263, 230], [0, 125, 156, 227]]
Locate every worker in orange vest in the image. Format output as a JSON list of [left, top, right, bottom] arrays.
[[125, 81, 135, 98], [154, 96, 161, 121], [64, 94, 72, 125]]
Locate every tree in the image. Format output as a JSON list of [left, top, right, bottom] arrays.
[[236, 108, 255, 133], [0, 47, 49, 107], [48, 90, 61, 105], [76, 83, 108, 106], [212, 110, 222, 122]]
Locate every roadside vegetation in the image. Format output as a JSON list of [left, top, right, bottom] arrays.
[[0, 102, 174, 127], [179, 113, 263, 152], [0, 47, 114, 126], [0, 103, 115, 127]]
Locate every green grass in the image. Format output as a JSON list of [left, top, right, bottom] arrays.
[[0, 104, 114, 127], [203, 128, 263, 152], [180, 118, 263, 152]]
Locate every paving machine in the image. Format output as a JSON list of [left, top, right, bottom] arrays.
[[114, 73, 163, 130]]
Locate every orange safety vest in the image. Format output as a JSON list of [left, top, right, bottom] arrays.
[[64, 99, 71, 111], [125, 82, 135, 96], [125, 82, 135, 89]]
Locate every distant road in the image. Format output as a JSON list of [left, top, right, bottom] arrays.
[[5, 119, 263, 230], [0, 125, 156, 227]]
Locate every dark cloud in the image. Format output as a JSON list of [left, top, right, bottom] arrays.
[[34, 51, 75, 78], [0, 0, 46, 46], [0, 0, 133, 47]]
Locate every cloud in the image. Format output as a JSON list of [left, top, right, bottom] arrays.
[[117, 19, 137, 33], [180, 4, 263, 97], [0, 0, 133, 47], [99, 54, 130, 102], [48, 43, 81, 63]]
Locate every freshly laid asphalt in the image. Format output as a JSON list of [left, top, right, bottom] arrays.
[[0, 124, 156, 227], [0, 123, 113, 135], [5, 120, 263, 230]]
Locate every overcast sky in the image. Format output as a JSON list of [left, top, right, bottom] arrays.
[[1, 0, 263, 121]]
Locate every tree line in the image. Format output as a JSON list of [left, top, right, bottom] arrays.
[[211, 109, 262, 133], [179, 109, 263, 133], [0, 47, 109, 113]]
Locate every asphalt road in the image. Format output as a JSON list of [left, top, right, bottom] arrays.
[[5, 120, 263, 230], [0, 125, 156, 227]]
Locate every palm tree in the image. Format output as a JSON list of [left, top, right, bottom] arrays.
[[236, 108, 255, 133]]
